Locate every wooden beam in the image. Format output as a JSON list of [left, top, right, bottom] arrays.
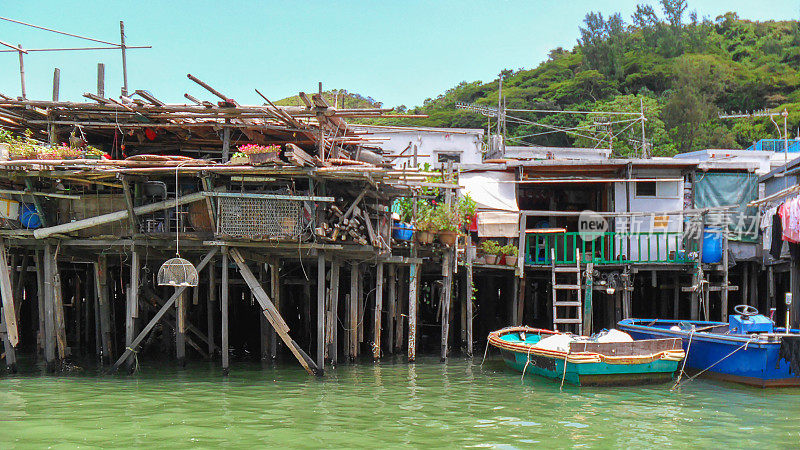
[[229, 248, 319, 375], [0, 240, 19, 347], [121, 176, 139, 235], [466, 243, 474, 357], [440, 250, 453, 361], [108, 248, 218, 373], [373, 263, 384, 359], [43, 245, 55, 369], [269, 260, 279, 359]]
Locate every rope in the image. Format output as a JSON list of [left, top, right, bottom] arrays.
[[672, 335, 756, 390], [559, 351, 569, 391], [480, 339, 490, 368], [520, 345, 534, 383], [125, 346, 140, 373], [672, 328, 695, 388]]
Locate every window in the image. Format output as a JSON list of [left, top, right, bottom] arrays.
[[437, 153, 461, 163], [635, 181, 657, 197]]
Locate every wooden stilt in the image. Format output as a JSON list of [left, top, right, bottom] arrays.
[[408, 263, 419, 362], [95, 255, 112, 362], [349, 262, 358, 360], [176, 290, 186, 367], [269, 261, 280, 359], [673, 273, 680, 318], [329, 260, 340, 364], [0, 240, 19, 360], [373, 263, 384, 359], [207, 259, 216, 357], [51, 246, 68, 362], [440, 250, 453, 361], [749, 264, 758, 309], [742, 263, 749, 308], [316, 253, 326, 371], [768, 266, 776, 311], [386, 264, 396, 356], [357, 264, 364, 347], [35, 250, 44, 357], [43, 245, 56, 370], [395, 266, 405, 353], [621, 268, 632, 319], [466, 249, 474, 357], [259, 264, 269, 361], [125, 246, 140, 370], [221, 250, 229, 375]]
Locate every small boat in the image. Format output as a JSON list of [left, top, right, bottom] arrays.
[[618, 305, 800, 387], [487, 326, 685, 386]]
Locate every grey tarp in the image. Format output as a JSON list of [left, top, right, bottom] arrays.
[[694, 172, 759, 243]]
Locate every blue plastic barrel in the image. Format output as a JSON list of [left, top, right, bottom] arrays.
[[702, 227, 723, 263], [19, 203, 42, 229], [393, 222, 413, 241]]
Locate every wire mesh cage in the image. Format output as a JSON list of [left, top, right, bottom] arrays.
[[157, 257, 199, 287], [216, 196, 304, 240]]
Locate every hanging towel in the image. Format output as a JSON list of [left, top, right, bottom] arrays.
[[771, 212, 784, 259]]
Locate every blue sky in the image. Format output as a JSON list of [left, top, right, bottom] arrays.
[[1, 1, 799, 108]]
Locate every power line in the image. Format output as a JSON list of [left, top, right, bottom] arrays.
[[0, 16, 120, 46]]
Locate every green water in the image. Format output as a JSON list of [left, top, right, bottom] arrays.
[[1, 356, 799, 448]]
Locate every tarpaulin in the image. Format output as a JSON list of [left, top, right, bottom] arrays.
[[694, 172, 759, 242], [459, 171, 518, 212], [477, 211, 519, 237]]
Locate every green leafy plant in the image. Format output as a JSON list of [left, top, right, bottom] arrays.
[[414, 200, 436, 232], [432, 203, 462, 232], [500, 244, 519, 257], [457, 193, 477, 224], [480, 240, 501, 255]]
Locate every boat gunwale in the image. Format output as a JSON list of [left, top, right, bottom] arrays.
[[618, 318, 784, 348]]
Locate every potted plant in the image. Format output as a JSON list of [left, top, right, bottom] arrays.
[[238, 143, 281, 164], [500, 244, 519, 266], [457, 194, 477, 233], [480, 240, 501, 265], [58, 143, 81, 160], [84, 145, 105, 160], [432, 203, 461, 246], [415, 201, 436, 244], [0, 129, 12, 160]]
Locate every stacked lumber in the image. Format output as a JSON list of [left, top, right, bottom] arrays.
[[315, 195, 386, 249]]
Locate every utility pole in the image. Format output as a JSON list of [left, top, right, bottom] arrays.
[[640, 97, 648, 158], [120, 21, 128, 97]]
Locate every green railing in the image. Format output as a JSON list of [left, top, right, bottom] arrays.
[[525, 231, 694, 265]]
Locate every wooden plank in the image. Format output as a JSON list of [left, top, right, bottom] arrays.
[[373, 263, 384, 359], [230, 248, 318, 375], [108, 248, 218, 373], [0, 240, 18, 347]]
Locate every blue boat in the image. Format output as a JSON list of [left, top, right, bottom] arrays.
[[488, 326, 685, 386], [618, 305, 800, 387]]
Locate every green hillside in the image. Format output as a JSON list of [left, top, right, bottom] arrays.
[[373, 1, 800, 156], [275, 90, 382, 109]]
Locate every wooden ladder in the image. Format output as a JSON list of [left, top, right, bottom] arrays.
[[551, 248, 583, 335]]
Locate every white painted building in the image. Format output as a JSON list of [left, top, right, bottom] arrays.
[[350, 125, 484, 169]]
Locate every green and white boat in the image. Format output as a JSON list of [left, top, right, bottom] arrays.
[[488, 326, 685, 386]]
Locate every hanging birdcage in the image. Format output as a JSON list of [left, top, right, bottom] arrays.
[[157, 257, 199, 287]]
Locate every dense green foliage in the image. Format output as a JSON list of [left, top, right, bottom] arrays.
[[276, 90, 382, 109], [371, 1, 800, 156]]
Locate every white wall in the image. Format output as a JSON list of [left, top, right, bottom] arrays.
[[613, 168, 685, 261], [351, 125, 484, 169]]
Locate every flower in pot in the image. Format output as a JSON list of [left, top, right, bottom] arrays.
[[500, 244, 519, 266], [238, 143, 280, 164], [457, 194, 477, 233], [58, 143, 81, 160], [480, 240, 501, 265]]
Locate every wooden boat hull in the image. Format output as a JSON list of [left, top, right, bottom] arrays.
[[488, 326, 684, 387], [618, 319, 800, 387]]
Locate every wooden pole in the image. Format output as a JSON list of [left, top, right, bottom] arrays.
[[50, 246, 67, 363], [97, 63, 105, 97], [222, 126, 231, 162], [373, 263, 384, 359], [673, 273, 680, 318], [43, 245, 55, 369], [466, 245, 474, 357], [316, 253, 326, 371], [221, 249, 229, 375], [122, 177, 139, 235], [259, 264, 269, 361], [349, 262, 358, 360], [126, 246, 140, 369], [440, 250, 453, 362], [52, 68, 60, 102], [269, 260, 279, 359], [386, 264, 396, 356], [95, 255, 112, 362], [18, 44, 25, 99], [207, 259, 216, 356], [408, 263, 419, 362], [119, 21, 128, 97], [176, 290, 186, 366], [329, 260, 340, 364], [35, 251, 45, 357], [0, 241, 19, 348]]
